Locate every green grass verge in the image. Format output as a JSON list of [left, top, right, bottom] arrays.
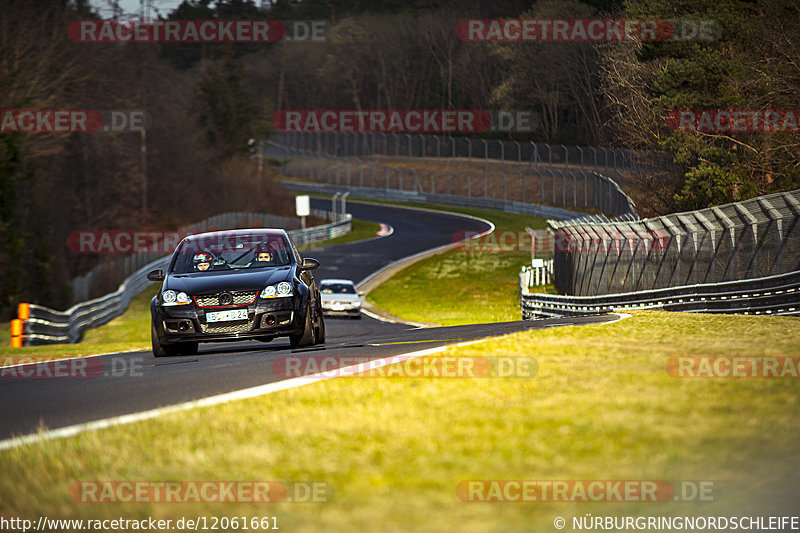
[[367, 203, 552, 325], [1, 311, 798, 532], [297, 218, 381, 250]]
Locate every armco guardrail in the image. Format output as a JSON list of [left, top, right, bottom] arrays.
[[12, 255, 171, 346], [521, 269, 800, 319], [10, 216, 351, 347], [521, 260, 554, 287], [280, 180, 584, 221], [289, 212, 351, 245], [549, 188, 800, 296], [522, 188, 800, 319]]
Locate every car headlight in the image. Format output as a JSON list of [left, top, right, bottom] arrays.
[[162, 290, 190, 306], [260, 282, 293, 299], [277, 281, 292, 295]]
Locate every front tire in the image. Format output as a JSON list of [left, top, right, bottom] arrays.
[[315, 303, 326, 344], [152, 323, 177, 357], [152, 324, 197, 357], [290, 302, 316, 348]]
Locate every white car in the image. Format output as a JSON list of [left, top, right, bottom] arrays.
[[319, 279, 363, 319]]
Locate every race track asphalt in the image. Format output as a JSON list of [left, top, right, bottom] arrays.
[[0, 199, 616, 441]]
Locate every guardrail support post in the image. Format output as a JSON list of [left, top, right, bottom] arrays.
[[332, 192, 341, 220], [341, 192, 350, 220]]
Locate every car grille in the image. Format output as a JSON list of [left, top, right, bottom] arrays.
[[194, 290, 259, 308], [200, 316, 256, 334]]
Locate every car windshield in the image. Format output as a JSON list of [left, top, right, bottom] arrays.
[[321, 283, 356, 294], [170, 234, 293, 273]]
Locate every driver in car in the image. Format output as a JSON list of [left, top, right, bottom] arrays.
[[252, 242, 277, 266], [193, 253, 212, 271]]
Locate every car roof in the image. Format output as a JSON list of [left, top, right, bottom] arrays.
[[320, 279, 356, 285], [182, 228, 288, 242]]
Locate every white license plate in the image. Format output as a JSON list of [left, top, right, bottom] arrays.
[[206, 309, 249, 323]]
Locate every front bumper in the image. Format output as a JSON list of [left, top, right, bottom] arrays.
[[321, 301, 361, 316], [322, 308, 361, 316], [154, 297, 305, 344]]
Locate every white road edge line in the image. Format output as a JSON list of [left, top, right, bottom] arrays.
[[0, 314, 628, 451], [360, 307, 418, 325], [356, 214, 495, 290], [607, 312, 632, 323], [354, 203, 495, 326], [0, 338, 488, 451]]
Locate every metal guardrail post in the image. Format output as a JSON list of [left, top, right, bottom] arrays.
[[332, 192, 341, 220], [340, 192, 350, 220]]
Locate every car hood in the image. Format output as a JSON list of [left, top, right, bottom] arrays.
[[165, 266, 293, 294]]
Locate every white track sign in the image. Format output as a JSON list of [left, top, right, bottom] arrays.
[[295, 195, 310, 217]]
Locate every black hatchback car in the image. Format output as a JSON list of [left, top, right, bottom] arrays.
[[147, 229, 325, 356]]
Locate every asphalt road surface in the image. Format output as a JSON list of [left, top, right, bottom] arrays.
[[0, 199, 617, 441]]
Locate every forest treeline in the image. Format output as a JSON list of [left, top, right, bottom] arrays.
[[1, 0, 798, 316]]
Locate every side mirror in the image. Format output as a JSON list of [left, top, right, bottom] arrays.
[[358, 291, 365, 296], [147, 269, 165, 282], [299, 258, 320, 271]]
